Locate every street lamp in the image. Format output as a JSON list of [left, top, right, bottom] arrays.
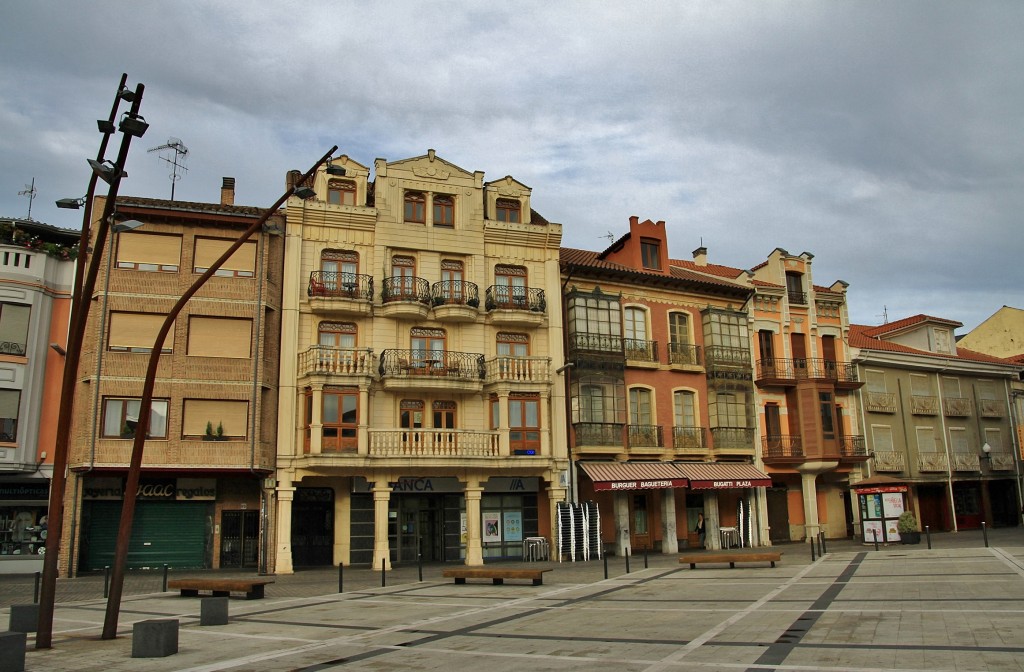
[[55, 197, 86, 210], [36, 73, 145, 650], [100, 145, 338, 639]]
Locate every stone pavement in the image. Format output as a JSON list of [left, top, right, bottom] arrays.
[[2, 528, 1023, 671]]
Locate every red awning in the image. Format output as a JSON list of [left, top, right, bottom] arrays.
[[851, 475, 908, 494], [579, 462, 688, 491], [675, 463, 772, 490]]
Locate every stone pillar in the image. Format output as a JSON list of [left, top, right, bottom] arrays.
[[705, 493, 721, 550], [801, 471, 820, 541], [464, 480, 484, 565], [357, 387, 370, 455], [333, 483, 347, 566], [497, 391, 510, 456], [274, 479, 295, 574], [614, 491, 630, 556], [660, 489, 679, 553], [309, 385, 323, 454], [547, 484, 567, 554], [372, 480, 392, 570]]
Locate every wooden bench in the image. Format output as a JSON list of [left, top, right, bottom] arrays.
[[167, 578, 275, 600], [442, 568, 551, 586], [679, 551, 782, 569]]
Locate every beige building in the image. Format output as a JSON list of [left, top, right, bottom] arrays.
[[62, 185, 284, 575], [274, 150, 568, 572]]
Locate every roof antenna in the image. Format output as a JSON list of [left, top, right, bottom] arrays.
[[148, 138, 190, 201], [18, 177, 37, 220], [602, 231, 615, 243], [877, 305, 889, 324]]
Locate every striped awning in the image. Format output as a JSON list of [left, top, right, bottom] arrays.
[[579, 462, 688, 491], [675, 463, 772, 490]]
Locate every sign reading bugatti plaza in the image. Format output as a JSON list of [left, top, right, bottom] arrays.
[[580, 462, 771, 491]]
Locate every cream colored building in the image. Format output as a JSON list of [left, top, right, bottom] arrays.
[[274, 150, 568, 572]]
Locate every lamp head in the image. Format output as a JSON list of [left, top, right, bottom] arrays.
[[292, 185, 316, 200], [118, 113, 149, 138], [326, 164, 347, 176], [97, 119, 117, 134], [87, 159, 125, 185], [55, 197, 84, 210]]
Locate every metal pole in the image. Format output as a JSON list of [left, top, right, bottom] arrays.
[[103, 566, 110, 599], [33, 572, 41, 604], [36, 73, 132, 650], [338, 563, 344, 593], [926, 525, 932, 549], [161, 565, 168, 593], [811, 536, 816, 561], [982, 521, 989, 548], [820, 532, 827, 555], [873, 528, 879, 551], [603, 550, 608, 579], [100, 146, 337, 640], [417, 544, 423, 583], [625, 548, 630, 574], [643, 544, 648, 569], [381, 560, 386, 588]]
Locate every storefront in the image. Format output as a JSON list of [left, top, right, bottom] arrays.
[[0, 479, 49, 573]]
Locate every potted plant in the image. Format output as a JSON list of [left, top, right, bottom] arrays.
[[897, 511, 920, 544], [216, 422, 226, 441], [203, 421, 216, 441]]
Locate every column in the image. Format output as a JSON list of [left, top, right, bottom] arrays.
[[274, 478, 295, 574], [497, 391, 510, 456], [309, 385, 323, 454], [464, 480, 484, 565], [614, 491, 630, 556], [660, 489, 679, 553], [371, 480, 392, 570], [705, 493, 721, 550], [357, 387, 370, 455], [333, 484, 348, 566], [801, 471, 820, 541], [547, 484, 567, 556]]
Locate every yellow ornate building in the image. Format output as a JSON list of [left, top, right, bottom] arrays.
[[274, 150, 568, 571]]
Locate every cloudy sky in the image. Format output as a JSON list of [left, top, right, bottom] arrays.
[[2, 2, 1022, 333]]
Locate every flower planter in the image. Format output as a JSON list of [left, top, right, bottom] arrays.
[[900, 531, 921, 544]]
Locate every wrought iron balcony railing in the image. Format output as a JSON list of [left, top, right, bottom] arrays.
[[307, 271, 374, 300], [704, 345, 751, 369], [673, 425, 706, 450], [838, 435, 868, 457], [668, 342, 702, 366], [762, 435, 803, 458], [910, 395, 939, 415], [788, 290, 807, 305], [0, 341, 25, 356], [569, 332, 623, 354], [624, 338, 658, 363], [484, 285, 546, 312], [627, 424, 663, 448], [381, 276, 431, 304], [573, 422, 623, 446], [756, 358, 858, 383], [710, 426, 755, 449], [379, 349, 485, 380], [431, 280, 480, 307]]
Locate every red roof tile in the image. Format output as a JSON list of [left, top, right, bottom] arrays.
[[862, 314, 962, 337], [561, 248, 751, 293], [850, 324, 1018, 365]]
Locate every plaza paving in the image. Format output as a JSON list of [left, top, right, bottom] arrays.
[[3, 528, 1024, 671]]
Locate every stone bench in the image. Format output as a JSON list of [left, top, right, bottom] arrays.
[[442, 567, 551, 586], [167, 578, 274, 600], [679, 551, 783, 569]]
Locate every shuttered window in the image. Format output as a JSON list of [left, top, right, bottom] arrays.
[[182, 399, 248, 438], [116, 232, 181, 272], [187, 317, 252, 358], [108, 313, 172, 352], [916, 426, 939, 452], [193, 238, 256, 277]]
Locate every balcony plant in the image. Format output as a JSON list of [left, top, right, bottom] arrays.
[[897, 511, 920, 544]]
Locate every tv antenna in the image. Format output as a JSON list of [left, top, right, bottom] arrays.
[[602, 231, 616, 243], [877, 305, 889, 324], [18, 177, 37, 220], [148, 138, 189, 201]]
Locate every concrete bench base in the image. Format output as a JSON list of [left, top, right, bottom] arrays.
[[442, 568, 551, 586], [167, 578, 274, 600], [8, 605, 38, 633], [0, 631, 26, 672], [200, 596, 229, 626], [679, 551, 783, 569], [132, 619, 179, 658]]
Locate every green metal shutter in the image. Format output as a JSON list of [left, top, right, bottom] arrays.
[[82, 500, 209, 571]]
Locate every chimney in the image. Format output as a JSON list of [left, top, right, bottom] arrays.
[[692, 246, 708, 266], [220, 177, 235, 206]]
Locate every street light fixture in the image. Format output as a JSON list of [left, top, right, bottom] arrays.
[[118, 113, 149, 138], [97, 119, 117, 134], [293, 185, 316, 199], [55, 197, 87, 210], [87, 159, 125, 185]]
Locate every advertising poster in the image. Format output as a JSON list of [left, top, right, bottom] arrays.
[[503, 511, 523, 542], [882, 492, 905, 518], [863, 520, 884, 543], [483, 511, 502, 543], [862, 493, 883, 519], [460, 512, 467, 544]]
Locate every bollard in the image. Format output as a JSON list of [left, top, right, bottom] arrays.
[[418, 550, 423, 583], [644, 544, 648, 569], [982, 521, 989, 548], [381, 560, 386, 588], [625, 549, 630, 574], [873, 528, 879, 551], [338, 563, 344, 593], [811, 536, 816, 561], [926, 525, 932, 549], [603, 551, 608, 580], [103, 566, 110, 599], [162, 564, 169, 593], [820, 532, 827, 555], [816, 533, 823, 558], [34, 572, 41, 604]]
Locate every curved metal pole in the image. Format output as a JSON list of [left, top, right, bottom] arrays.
[[100, 145, 337, 639], [36, 74, 134, 650]]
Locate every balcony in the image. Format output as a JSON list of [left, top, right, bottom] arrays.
[[979, 399, 1005, 418], [573, 422, 623, 451], [378, 349, 484, 393], [918, 452, 949, 472], [989, 452, 1015, 471], [307, 272, 373, 316], [624, 338, 658, 365], [704, 345, 751, 371], [484, 286, 546, 326], [430, 280, 480, 322], [672, 426, 707, 456], [368, 429, 499, 457], [668, 343, 702, 368], [627, 424, 663, 450], [482, 356, 551, 386], [711, 427, 755, 456], [951, 453, 980, 471], [297, 346, 375, 381], [943, 397, 972, 417], [380, 276, 431, 320], [871, 450, 906, 472], [755, 358, 859, 387], [788, 290, 807, 305], [92, 439, 274, 472], [761, 435, 803, 462], [865, 391, 897, 414], [838, 435, 868, 460], [910, 395, 939, 415]]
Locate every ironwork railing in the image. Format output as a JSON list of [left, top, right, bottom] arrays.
[[307, 271, 373, 301], [431, 280, 480, 307], [762, 435, 803, 458], [910, 395, 939, 415], [668, 342, 702, 366], [573, 422, 623, 446], [673, 426, 706, 451], [378, 349, 484, 380], [871, 450, 906, 472], [569, 332, 623, 354], [979, 399, 1005, 418], [865, 391, 897, 413], [710, 426, 754, 449], [624, 338, 658, 363], [484, 286, 546, 312], [483, 356, 550, 383], [756, 358, 857, 383], [838, 435, 867, 457], [381, 276, 431, 304], [627, 424, 663, 447], [0, 341, 25, 356], [704, 345, 751, 369], [368, 429, 499, 456], [298, 346, 374, 377], [788, 290, 807, 305], [943, 397, 972, 417]]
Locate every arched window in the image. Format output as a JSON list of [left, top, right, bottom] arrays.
[[432, 194, 454, 227], [404, 191, 425, 223], [495, 198, 520, 223]]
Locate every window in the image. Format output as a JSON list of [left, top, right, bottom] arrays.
[[182, 399, 248, 439], [187, 317, 252, 358], [497, 332, 529, 357], [440, 260, 464, 302], [572, 375, 626, 425], [404, 191, 426, 223], [942, 377, 962, 398], [786, 272, 805, 303], [916, 426, 939, 452], [116, 232, 181, 272], [984, 428, 1003, 451], [102, 397, 168, 439], [566, 288, 623, 349], [764, 404, 782, 443], [910, 374, 932, 396], [319, 250, 359, 295], [624, 307, 648, 342], [509, 393, 540, 453], [820, 391, 835, 439], [400, 399, 424, 442], [494, 265, 527, 308], [673, 390, 696, 427], [193, 238, 256, 277], [949, 427, 969, 453], [322, 386, 357, 451], [0, 389, 20, 442], [495, 198, 520, 223], [327, 179, 355, 206], [0, 303, 30, 356], [390, 255, 416, 299], [669, 312, 690, 345], [871, 425, 894, 452], [702, 309, 747, 350], [629, 388, 653, 426], [410, 327, 445, 369], [640, 238, 660, 270], [865, 370, 887, 393], [432, 400, 456, 446], [432, 194, 454, 227], [108, 312, 172, 353], [713, 392, 747, 428], [319, 322, 356, 349]]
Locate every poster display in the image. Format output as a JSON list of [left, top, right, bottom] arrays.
[[482, 511, 502, 543], [862, 520, 884, 544], [503, 511, 523, 543], [857, 488, 906, 543]]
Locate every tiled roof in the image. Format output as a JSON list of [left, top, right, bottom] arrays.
[[751, 279, 783, 288], [862, 314, 962, 337], [117, 196, 272, 218], [562, 248, 751, 293], [850, 324, 1017, 365], [668, 257, 747, 279]]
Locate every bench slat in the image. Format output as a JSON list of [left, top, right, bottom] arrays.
[[678, 552, 782, 569]]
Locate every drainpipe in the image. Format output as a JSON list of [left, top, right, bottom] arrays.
[[250, 226, 268, 573], [935, 370, 957, 532]]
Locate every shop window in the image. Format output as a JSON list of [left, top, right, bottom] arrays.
[[187, 316, 252, 358], [102, 397, 168, 439], [193, 238, 256, 277], [115, 231, 181, 272]]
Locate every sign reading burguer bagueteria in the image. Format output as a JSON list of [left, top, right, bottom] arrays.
[[593, 478, 688, 491]]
